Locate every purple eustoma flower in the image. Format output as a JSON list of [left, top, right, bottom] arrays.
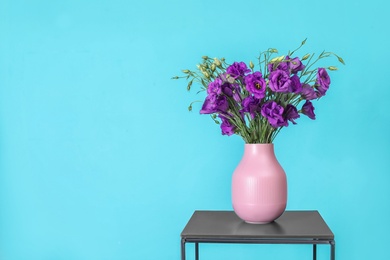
[[261, 101, 287, 128], [207, 78, 223, 95], [283, 104, 300, 125], [241, 96, 261, 119], [219, 115, 236, 136], [244, 71, 267, 99], [287, 56, 305, 74], [232, 89, 242, 103], [315, 68, 331, 96], [216, 95, 229, 112], [200, 94, 217, 114], [269, 70, 291, 93], [289, 75, 303, 93], [220, 82, 234, 97], [220, 82, 242, 102], [301, 100, 316, 120], [200, 94, 229, 114], [226, 62, 251, 79], [268, 61, 289, 73], [300, 84, 317, 100], [268, 56, 305, 75]]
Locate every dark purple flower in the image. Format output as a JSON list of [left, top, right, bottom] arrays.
[[220, 82, 242, 102], [227, 62, 251, 79], [289, 75, 303, 93], [315, 68, 331, 96], [269, 69, 291, 93], [200, 94, 229, 114], [216, 95, 229, 112], [232, 83, 243, 103], [221, 82, 235, 97], [283, 104, 300, 125], [240, 96, 261, 119], [200, 94, 218, 114], [261, 101, 287, 128], [244, 71, 267, 99], [287, 56, 305, 74], [207, 78, 222, 95], [268, 61, 289, 73], [301, 100, 316, 120], [232, 89, 242, 103], [219, 115, 236, 136], [300, 84, 317, 100], [221, 82, 233, 96]]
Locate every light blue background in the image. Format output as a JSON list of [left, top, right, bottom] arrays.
[[1, 0, 389, 259]]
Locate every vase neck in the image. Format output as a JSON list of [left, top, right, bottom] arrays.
[[244, 144, 276, 159]]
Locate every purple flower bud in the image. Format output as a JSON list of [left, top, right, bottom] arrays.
[[284, 104, 300, 125], [219, 115, 236, 136], [315, 68, 331, 96], [301, 100, 316, 120], [233, 92, 242, 102]]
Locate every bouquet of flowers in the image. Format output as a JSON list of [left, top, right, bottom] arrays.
[[173, 40, 344, 143]]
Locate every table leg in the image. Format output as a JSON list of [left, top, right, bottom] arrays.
[[181, 238, 186, 260], [330, 240, 336, 260], [313, 244, 317, 260], [195, 242, 199, 260]]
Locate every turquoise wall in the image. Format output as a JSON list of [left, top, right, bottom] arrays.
[[1, 0, 389, 259]]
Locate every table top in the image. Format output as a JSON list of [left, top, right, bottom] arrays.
[[181, 210, 334, 240]]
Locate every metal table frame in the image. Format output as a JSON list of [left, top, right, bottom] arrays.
[[181, 210, 335, 260]]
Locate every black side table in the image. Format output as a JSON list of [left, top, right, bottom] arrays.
[[181, 210, 335, 260]]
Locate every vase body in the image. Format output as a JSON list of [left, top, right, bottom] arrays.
[[232, 144, 287, 224]]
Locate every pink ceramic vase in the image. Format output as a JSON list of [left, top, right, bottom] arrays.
[[232, 143, 287, 224]]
